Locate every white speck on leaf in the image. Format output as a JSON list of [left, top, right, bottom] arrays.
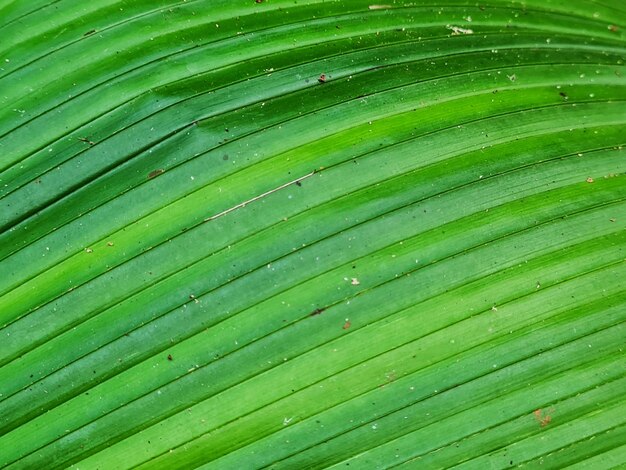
[[447, 25, 473, 35]]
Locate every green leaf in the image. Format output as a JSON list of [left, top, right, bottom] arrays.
[[1, 0, 625, 468]]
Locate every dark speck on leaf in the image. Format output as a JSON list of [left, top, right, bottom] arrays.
[[318, 74, 327, 83], [223, 155, 229, 160], [559, 92, 568, 99], [295, 180, 302, 187], [310, 308, 326, 316], [148, 169, 164, 179], [167, 354, 173, 361], [78, 137, 95, 145], [84, 29, 96, 36]]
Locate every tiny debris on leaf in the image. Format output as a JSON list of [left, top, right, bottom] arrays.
[[78, 137, 95, 145], [167, 354, 173, 361], [84, 248, 93, 253], [310, 307, 326, 316], [83, 29, 96, 36], [351, 277, 360, 285], [318, 73, 327, 83], [107, 242, 114, 247], [368, 4, 392, 9], [343, 320, 351, 330], [586, 177, 594, 183]]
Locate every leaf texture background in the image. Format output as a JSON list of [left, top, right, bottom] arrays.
[[0, 0, 625, 468]]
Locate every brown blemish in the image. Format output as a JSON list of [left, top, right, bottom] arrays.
[[342, 320, 351, 330], [318, 74, 327, 84], [533, 408, 553, 427], [148, 169, 164, 179], [167, 354, 173, 361], [310, 308, 326, 316]]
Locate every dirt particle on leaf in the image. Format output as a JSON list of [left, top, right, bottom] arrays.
[[148, 169, 164, 179], [83, 29, 96, 36], [295, 180, 302, 187], [310, 307, 326, 316], [586, 177, 594, 183], [167, 354, 173, 361], [351, 278, 360, 286], [608, 24, 619, 32], [318, 73, 327, 83], [78, 137, 95, 145], [107, 242, 114, 247], [610, 218, 616, 222], [559, 91, 568, 100], [343, 320, 351, 330], [84, 248, 93, 253]]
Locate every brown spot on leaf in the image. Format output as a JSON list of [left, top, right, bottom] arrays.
[[167, 354, 173, 361], [318, 74, 327, 83], [310, 308, 326, 316], [533, 408, 553, 427], [343, 321, 351, 330], [148, 169, 164, 179]]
